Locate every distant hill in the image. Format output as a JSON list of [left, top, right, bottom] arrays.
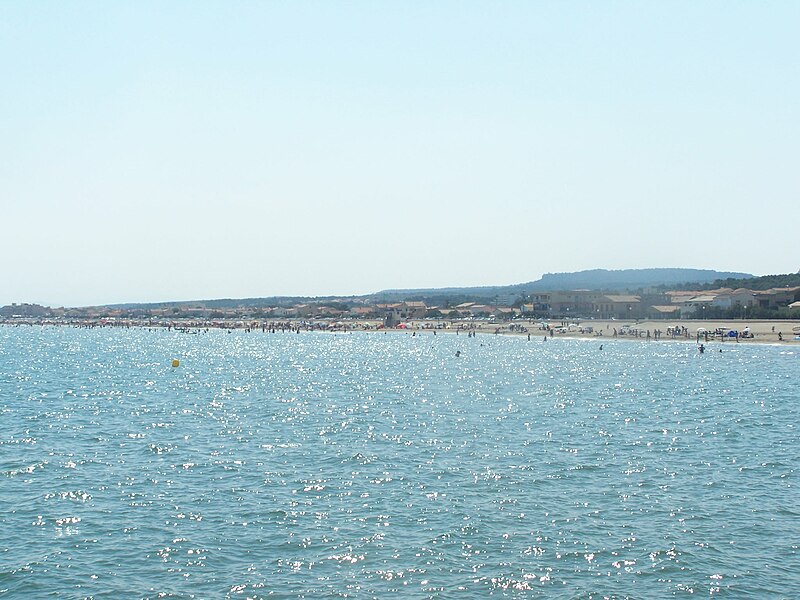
[[103, 296, 338, 310], [371, 268, 752, 303], [693, 272, 800, 291], [97, 268, 755, 310], [528, 268, 752, 291]]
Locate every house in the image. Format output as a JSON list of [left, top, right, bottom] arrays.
[[0, 303, 52, 317], [592, 295, 642, 320], [402, 301, 428, 319], [381, 301, 427, 326], [712, 288, 756, 309], [754, 287, 800, 309], [350, 306, 376, 318], [271, 306, 296, 317], [179, 306, 212, 318], [548, 291, 604, 317], [315, 306, 346, 318], [528, 294, 551, 313], [648, 305, 682, 319], [676, 294, 717, 317], [494, 307, 515, 320]]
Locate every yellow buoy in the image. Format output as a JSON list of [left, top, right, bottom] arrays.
[[171, 359, 180, 368]]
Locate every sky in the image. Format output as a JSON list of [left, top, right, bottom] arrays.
[[2, 2, 799, 307]]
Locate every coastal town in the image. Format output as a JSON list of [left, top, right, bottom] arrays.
[[3, 284, 800, 341]]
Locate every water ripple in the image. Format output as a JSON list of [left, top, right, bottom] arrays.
[[0, 326, 798, 597]]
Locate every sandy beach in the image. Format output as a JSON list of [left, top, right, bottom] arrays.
[[4, 317, 800, 345], [460, 318, 800, 344], [331, 317, 800, 345]]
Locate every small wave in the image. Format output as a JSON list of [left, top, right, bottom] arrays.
[[4, 460, 48, 477]]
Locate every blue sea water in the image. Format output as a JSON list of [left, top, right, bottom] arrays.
[[1, 326, 798, 599]]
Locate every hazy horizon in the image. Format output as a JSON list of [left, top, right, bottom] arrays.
[[1, 265, 775, 308], [4, 266, 780, 309], [3, 3, 799, 307]]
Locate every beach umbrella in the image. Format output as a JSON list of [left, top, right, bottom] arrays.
[[696, 327, 707, 333]]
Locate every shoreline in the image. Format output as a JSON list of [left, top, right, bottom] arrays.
[[2, 317, 799, 344]]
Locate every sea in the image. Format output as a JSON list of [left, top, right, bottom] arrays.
[[1, 325, 798, 599]]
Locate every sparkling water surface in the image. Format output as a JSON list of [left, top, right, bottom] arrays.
[[1, 326, 798, 598]]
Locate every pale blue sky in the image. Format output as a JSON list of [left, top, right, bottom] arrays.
[[2, 2, 798, 306]]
